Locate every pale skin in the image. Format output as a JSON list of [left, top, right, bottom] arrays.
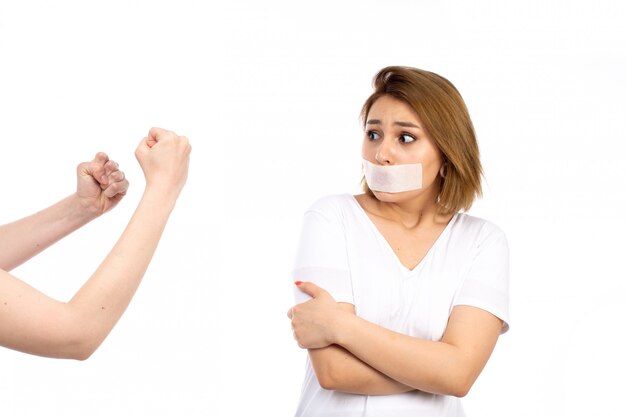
[[289, 95, 503, 397], [0, 127, 191, 360]]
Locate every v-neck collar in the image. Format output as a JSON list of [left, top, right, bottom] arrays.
[[348, 194, 459, 275]]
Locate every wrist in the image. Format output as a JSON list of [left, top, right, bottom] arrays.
[[140, 186, 179, 214], [332, 308, 357, 347], [67, 194, 101, 223]]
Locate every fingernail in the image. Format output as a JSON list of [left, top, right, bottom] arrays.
[[294, 281, 302, 286]]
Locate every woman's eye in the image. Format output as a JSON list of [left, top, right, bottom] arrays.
[[400, 134, 415, 144], [367, 131, 381, 140]]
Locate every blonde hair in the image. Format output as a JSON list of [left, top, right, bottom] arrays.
[[361, 66, 483, 215]]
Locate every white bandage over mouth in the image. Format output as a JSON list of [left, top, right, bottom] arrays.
[[362, 159, 423, 193]]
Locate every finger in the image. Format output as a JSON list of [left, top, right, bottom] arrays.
[[294, 281, 325, 298], [146, 136, 158, 148], [98, 160, 119, 186], [103, 160, 119, 176], [134, 136, 150, 161], [108, 170, 125, 183], [287, 307, 294, 319], [91, 152, 109, 183], [111, 176, 129, 196], [94, 152, 109, 165], [103, 179, 129, 198], [78, 160, 106, 185], [148, 127, 177, 145]]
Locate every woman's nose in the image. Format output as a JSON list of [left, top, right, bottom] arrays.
[[375, 138, 394, 165]]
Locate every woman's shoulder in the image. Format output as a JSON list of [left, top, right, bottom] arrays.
[[303, 194, 356, 222], [453, 212, 508, 244], [306, 193, 355, 212]]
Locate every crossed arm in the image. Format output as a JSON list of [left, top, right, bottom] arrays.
[[289, 282, 502, 397]]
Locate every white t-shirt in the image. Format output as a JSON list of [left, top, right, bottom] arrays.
[[292, 194, 509, 417]]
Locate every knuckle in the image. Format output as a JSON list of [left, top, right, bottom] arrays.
[[95, 151, 108, 161]]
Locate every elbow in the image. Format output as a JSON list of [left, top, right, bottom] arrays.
[[318, 378, 335, 391], [66, 326, 104, 361], [436, 355, 481, 397], [314, 360, 348, 391], [316, 367, 340, 391], [23, 303, 103, 360], [445, 373, 475, 398], [56, 332, 98, 361], [450, 382, 471, 398], [55, 310, 101, 361], [69, 344, 96, 361], [314, 362, 361, 392]]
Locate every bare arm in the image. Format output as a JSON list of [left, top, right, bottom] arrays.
[[0, 153, 128, 271], [334, 305, 501, 397], [0, 127, 191, 360], [306, 303, 415, 395], [291, 282, 502, 397]]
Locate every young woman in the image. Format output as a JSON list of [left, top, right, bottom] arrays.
[[0, 127, 191, 360], [289, 67, 509, 416]]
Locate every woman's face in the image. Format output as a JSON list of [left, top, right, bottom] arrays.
[[362, 95, 444, 203]]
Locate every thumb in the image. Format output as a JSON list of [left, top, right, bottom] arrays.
[[135, 136, 151, 160], [78, 153, 108, 185], [294, 281, 325, 298], [147, 126, 172, 148]]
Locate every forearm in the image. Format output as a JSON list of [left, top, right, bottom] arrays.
[[0, 194, 97, 271], [0, 129, 189, 359], [66, 187, 176, 357], [305, 301, 414, 395], [335, 313, 492, 397], [309, 344, 415, 395], [0, 189, 173, 359]]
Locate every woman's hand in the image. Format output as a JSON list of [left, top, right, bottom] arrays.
[[288, 281, 350, 349], [76, 152, 130, 217], [135, 127, 191, 201]]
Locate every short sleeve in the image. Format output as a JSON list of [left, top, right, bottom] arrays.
[[453, 228, 510, 333], [291, 201, 354, 305]]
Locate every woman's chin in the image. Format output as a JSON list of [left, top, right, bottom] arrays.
[[371, 189, 415, 203]]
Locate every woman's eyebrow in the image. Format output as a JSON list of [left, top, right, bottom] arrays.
[[395, 121, 421, 129], [366, 119, 421, 129]]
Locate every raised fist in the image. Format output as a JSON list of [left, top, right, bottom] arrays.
[[135, 127, 191, 199], [76, 152, 129, 216]]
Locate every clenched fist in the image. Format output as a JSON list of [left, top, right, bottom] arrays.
[[76, 152, 130, 216], [135, 127, 191, 200]]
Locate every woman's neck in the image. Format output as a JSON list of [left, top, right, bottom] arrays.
[[359, 184, 451, 230]]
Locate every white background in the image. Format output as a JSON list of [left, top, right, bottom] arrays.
[[1, 1, 625, 416]]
